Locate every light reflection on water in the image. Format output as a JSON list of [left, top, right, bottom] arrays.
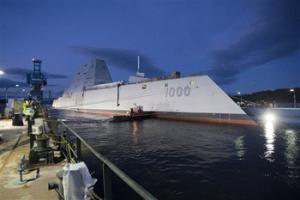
[[132, 121, 140, 145], [234, 136, 245, 160], [284, 129, 299, 179], [264, 120, 276, 161]]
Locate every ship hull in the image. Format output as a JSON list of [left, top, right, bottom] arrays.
[[54, 75, 257, 126], [66, 108, 256, 126]]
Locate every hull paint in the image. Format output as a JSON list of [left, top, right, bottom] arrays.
[[70, 109, 127, 116], [157, 113, 257, 126], [67, 109, 257, 126]]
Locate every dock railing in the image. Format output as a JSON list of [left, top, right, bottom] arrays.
[[46, 119, 157, 200]]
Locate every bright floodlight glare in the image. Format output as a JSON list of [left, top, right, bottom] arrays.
[[290, 89, 294, 92], [0, 70, 4, 75], [263, 112, 276, 122]]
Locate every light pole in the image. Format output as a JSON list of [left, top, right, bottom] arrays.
[[15, 84, 20, 99], [237, 91, 242, 106], [22, 88, 26, 98], [290, 89, 296, 108], [0, 70, 6, 102]]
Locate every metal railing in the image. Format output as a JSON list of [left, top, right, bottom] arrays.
[[46, 119, 157, 200]]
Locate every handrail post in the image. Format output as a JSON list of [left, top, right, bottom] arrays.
[[76, 138, 81, 161], [103, 163, 112, 200], [62, 130, 71, 163]]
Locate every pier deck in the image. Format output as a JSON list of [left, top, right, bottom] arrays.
[[0, 119, 65, 200]]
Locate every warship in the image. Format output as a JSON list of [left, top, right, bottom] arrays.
[[53, 59, 256, 126]]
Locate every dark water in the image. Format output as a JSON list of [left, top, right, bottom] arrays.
[[51, 110, 300, 200]]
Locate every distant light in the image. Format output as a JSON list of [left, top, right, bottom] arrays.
[[22, 89, 26, 92], [290, 89, 294, 92], [263, 112, 276, 122], [15, 84, 19, 87], [0, 70, 4, 75], [285, 129, 295, 135], [237, 91, 241, 95]]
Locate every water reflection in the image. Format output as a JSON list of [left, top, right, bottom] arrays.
[[234, 136, 245, 160], [132, 121, 140, 144], [284, 129, 299, 179], [264, 121, 276, 161]]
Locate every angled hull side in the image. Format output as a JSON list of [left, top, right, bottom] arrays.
[[53, 75, 257, 126]]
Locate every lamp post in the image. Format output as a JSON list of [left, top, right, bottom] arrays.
[[290, 89, 296, 108], [0, 70, 6, 102], [22, 88, 27, 99], [237, 91, 242, 106], [15, 84, 20, 99]]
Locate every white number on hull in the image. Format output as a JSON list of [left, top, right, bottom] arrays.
[[169, 87, 175, 97], [177, 87, 183, 96], [165, 86, 191, 97], [184, 86, 191, 96]]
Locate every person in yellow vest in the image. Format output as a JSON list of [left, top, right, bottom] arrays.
[[23, 98, 35, 118], [23, 100, 27, 114]]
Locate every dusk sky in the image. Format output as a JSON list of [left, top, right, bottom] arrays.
[[0, 0, 299, 96]]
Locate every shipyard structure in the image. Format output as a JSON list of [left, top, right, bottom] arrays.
[[53, 59, 256, 126]]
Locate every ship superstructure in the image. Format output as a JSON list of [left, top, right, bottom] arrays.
[[53, 59, 256, 126]]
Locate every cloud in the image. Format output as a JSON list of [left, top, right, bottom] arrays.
[[0, 78, 27, 88], [0, 68, 68, 79], [71, 46, 166, 76], [208, 0, 300, 85]]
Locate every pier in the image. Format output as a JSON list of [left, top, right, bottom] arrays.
[[0, 119, 64, 199], [0, 115, 157, 200]]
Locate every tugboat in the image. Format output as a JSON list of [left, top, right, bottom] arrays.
[[113, 105, 154, 122]]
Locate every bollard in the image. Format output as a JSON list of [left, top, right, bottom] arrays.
[[36, 168, 40, 179], [12, 114, 24, 126]]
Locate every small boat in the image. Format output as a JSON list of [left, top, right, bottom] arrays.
[[112, 106, 155, 122]]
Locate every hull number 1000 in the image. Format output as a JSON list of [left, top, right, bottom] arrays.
[[165, 86, 191, 97]]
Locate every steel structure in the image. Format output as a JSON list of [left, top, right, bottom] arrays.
[[26, 58, 47, 101]]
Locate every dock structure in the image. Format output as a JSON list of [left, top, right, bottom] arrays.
[[0, 115, 157, 200], [0, 119, 64, 200]]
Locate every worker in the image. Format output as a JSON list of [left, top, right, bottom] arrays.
[[22, 99, 27, 114], [23, 97, 35, 119]]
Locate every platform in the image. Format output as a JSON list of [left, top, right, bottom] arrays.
[[0, 119, 65, 200]]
